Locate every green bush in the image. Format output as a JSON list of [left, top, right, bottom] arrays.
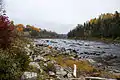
[[0, 38, 30, 80], [44, 63, 56, 73]]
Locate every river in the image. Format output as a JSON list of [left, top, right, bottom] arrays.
[[35, 39, 120, 56], [35, 39, 120, 72]]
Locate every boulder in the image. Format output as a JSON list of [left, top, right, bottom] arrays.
[[67, 73, 73, 78], [49, 71, 55, 76], [56, 67, 67, 76], [29, 62, 40, 69], [21, 72, 37, 80]]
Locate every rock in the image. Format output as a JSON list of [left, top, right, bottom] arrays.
[[84, 52, 89, 54], [50, 60, 56, 64], [61, 47, 66, 52], [85, 44, 90, 46], [87, 59, 96, 64], [67, 73, 73, 78], [97, 46, 101, 48], [35, 59, 40, 62], [44, 63, 47, 66], [36, 44, 43, 47], [21, 72, 37, 80], [25, 47, 33, 55], [27, 44, 30, 48], [34, 55, 47, 62], [40, 50, 45, 54], [74, 54, 78, 58], [80, 53, 83, 54], [72, 50, 77, 53], [70, 56, 75, 60], [76, 43, 83, 46], [113, 69, 120, 73], [102, 51, 106, 53], [56, 67, 67, 76], [49, 71, 55, 76], [95, 53, 101, 56], [29, 62, 40, 69]]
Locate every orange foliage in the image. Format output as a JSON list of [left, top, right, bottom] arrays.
[[15, 24, 25, 32], [26, 25, 40, 32], [16, 27, 23, 32], [33, 27, 40, 32], [16, 24, 24, 28]]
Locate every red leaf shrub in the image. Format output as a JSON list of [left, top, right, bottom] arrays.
[[0, 15, 14, 49]]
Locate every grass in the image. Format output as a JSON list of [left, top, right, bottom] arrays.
[[56, 57, 94, 72], [45, 54, 94, 73], [42, 49, 120, 78]]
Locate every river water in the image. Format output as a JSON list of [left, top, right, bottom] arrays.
[[35, 39, 120, 72], [35, 39, 120, 57]]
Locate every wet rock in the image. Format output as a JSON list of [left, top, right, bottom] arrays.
[[61, 47, 66, 52], [62, 41, 67, 43], [85, 44, 90, 46], [54, 47, 58, 50], [69, 44, 77, 47], [76, 43, 83, 46], [84, 52, 89, 54], [101, 51, 106, 53], [95, 53, 101, 56], [90, 52, 96, 55], [51, 41, 57, 43], [72, 50, 77, 53], [97, 46, 101, 48], [67, 48, 72, 51], [46, 40, 49, 42], [80, 53, 84, 54]]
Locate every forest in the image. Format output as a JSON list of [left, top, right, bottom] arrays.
[[67, 11, 120, 40]]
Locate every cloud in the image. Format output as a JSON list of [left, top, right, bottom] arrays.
[[5, 0, 120, 33]]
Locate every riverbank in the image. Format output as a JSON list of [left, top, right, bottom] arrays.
[[68, 37, 120, 44], [21, 41, 120, 80]]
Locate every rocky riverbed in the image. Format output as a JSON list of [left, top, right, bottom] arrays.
[[35, 39, 120, 71], [21, 39, 120, 80]]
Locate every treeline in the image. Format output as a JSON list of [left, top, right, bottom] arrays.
[[15, 24, 59, 38], [67, 11, 120, 39], [36, 29, 58, 38]]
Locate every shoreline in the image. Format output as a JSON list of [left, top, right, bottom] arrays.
[[67, 37, 120, 44], [22, 41, 120, 79]]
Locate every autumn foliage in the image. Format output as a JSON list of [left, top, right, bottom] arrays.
[[16, 24, 40, 32], [26, 25, 40, 32], [0, 15, 14, 49], [16, 24, 24, 32], [68, 11, 120, 39]]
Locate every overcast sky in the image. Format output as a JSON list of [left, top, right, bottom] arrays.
[[5, 0, 120, 34]]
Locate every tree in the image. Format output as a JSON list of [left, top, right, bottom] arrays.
[[67, 11, 120, 39]]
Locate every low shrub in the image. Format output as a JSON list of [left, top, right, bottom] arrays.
[[0, 15, 30, 80], [0, 43, 30, 80]]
